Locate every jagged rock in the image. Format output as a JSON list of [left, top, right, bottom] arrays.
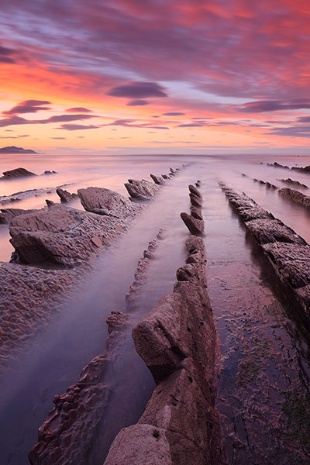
[[124, 179, 159, 201], [106, 311, 129, 334], [280, 178, 308, 189], [0, 208, 37, 224], [45, 200, 55, 207], [44, 170, 57, 175], [189, 192, 203, 208], [267, 162, 290, 169], [245, 218, 307, 245], [0, 167, 37, 180], [180, 212, 204, 235], [188, 184, 202, 198], [56, 188, 78, 203], [292, 165, 310, 173], [78, 186, 140, 217], [278, 187, 310, 208], [9, 204, 132, 267], [150, 174, 165, 185]]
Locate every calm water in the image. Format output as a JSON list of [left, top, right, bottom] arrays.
[[0, 153, 309, 464]]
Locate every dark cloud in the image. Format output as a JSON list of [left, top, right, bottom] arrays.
[[163, 112, 185, 116], [66, 107, 92, 113], [178, 123, 205, 128], [127, 99, 149, 106], [0, 113, 95, 127], [297, 116, 310, 123], [269, 125, 310, 138], [107, 81, 168, 99], [0, 45, 16, 64], [59, 124, 98, 130], [3, 100, 51, 115], [240, 99, 310, 113]]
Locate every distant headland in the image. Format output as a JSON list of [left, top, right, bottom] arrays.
[[0, 146, 37, 154]]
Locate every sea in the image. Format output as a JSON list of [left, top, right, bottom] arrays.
[[0, 152, 309, 465]]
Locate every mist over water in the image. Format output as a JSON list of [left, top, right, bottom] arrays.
[[0, 153, 309, 464]]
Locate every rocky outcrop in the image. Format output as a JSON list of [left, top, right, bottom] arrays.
[[105, 189, 223, 465], [280, 178, 308, 189], [150, 174, 165, 185], [0, 187, 54, 206], [180, 184, 204, 235], [221, 183, 310, 330], [105, 235, 223, 465], [9, 203, 139, 267], [56, 188, 79, 203], [292, 165, 310, 173], [124, 179, 159, 201], [278, 187, 310, 208], [0, 167, 37, 179], [28, 312, 130, 465], [78, 187, 140, 217], [0, 208, 37, 224], [253, 179, 277, 189]]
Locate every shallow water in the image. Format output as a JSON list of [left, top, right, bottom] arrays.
[[0, 153, 309, 464]]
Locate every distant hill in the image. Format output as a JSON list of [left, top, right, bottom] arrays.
[[0, 146, 37, 154]]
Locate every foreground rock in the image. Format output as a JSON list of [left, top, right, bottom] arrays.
[[105, 236, 223, 465], [278, 187, 310, 209], [56, 188, 79, 203], [9, 201, 142, 267], [0, 208, 38, 224], [0, 167, 37, 180], [221, 183, 310, 330], [105, 191, 223, 465]]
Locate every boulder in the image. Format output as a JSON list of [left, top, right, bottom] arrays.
[[0, 167, 37, 180], [9, 204, 130, 267], [124, 179, 159, 201], [0, 208, 37, 224], [56, 188, 78, 203], [78, 186, 140, 217]]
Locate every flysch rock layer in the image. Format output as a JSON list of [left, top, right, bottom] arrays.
[[180, 184, 204, 235], [278, 187, 310, 208], [104, 186, 224, 465], [0, 167, 37, 180], [220, 183, 310, 330], [77, 186, 139, 218], [1, 169, 176, 370], [28, 235, 162, 465], [9, 201, 143, 268], [124, 178, 160, 200]]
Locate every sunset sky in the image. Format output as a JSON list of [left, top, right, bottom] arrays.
[[1, 0, 310, 156]]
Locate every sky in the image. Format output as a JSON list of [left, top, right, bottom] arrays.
[[0, 0, 310, 156]]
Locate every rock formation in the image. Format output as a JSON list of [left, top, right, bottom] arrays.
[[0, 167, 37, 179], [124, 178, 159, 200], [280, 178, 308, 189], [180, 183, 204, 235], [150, 173, 165, 185], [0, 208, 37, 224], [220, 183, 310, 330], [278, 187, 310, 208], [9, 201, 141, 267], [78, 187, 140, 217], [56, 188, 79, 203], [104, 189, 223, 465]]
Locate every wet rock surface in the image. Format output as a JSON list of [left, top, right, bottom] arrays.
[[221, 183, 310, 330], [180, 184, 204, 235], [105, 187, 224, 465], [78, 186, 140, 218], [278, 187, 310, 208]]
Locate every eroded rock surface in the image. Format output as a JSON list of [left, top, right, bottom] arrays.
[[221, 183, 310, 329], [124, 178, 159, 200], [78, 187, 140, 217], [278, 187, 310, 208], [56, 188, 79, 203], [180, 183, 204, 235]]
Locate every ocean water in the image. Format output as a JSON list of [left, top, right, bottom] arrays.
[[0, 152, 310, 465]]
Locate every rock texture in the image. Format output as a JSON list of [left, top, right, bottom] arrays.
[[105, 190, 223, 465], [150, 173, 165, 185], [78, 187, 140, 217], [0, 167, 37, 179], [221, 183, 310, 330], [180, 183, 204, 235], [9, 197, 143, 267], [124, 178, 160, 200], [0, 208, 37, 224], [56, 188, 79, 203], [280, 178, 308, 189], [278, 187, 310, 208]]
